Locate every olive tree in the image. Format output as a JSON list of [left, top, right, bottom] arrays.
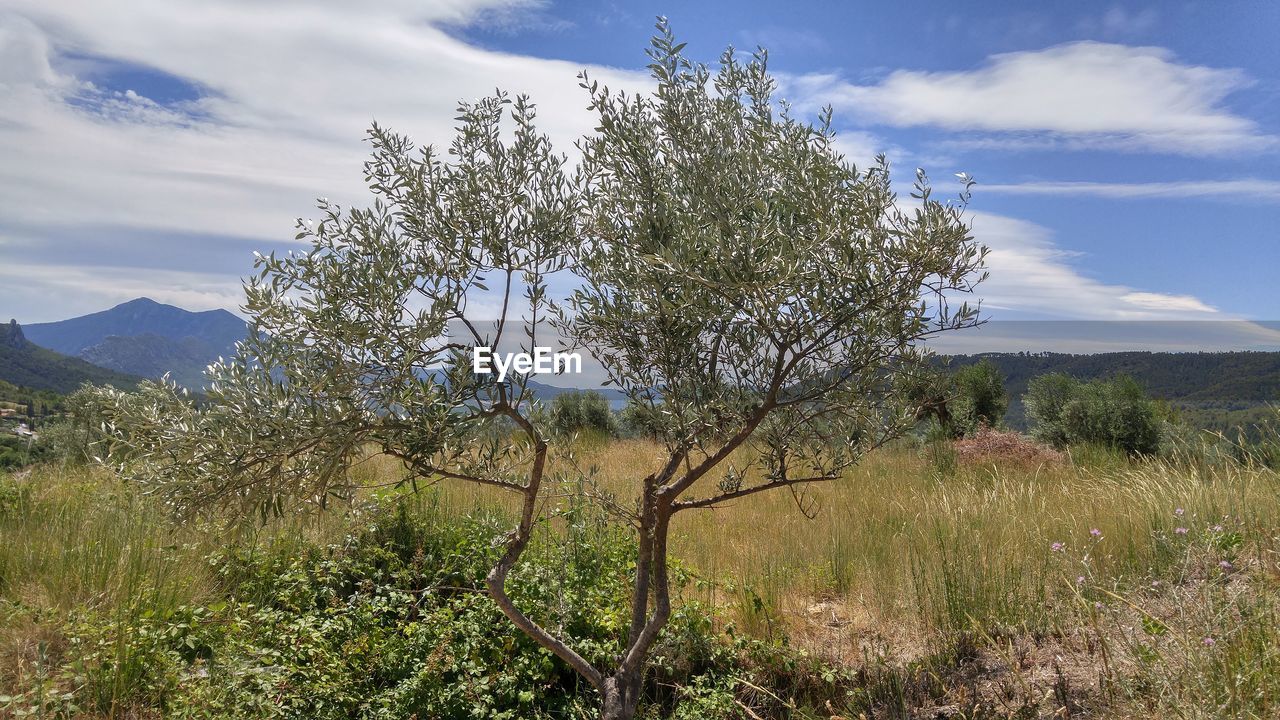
[[1025, 373, 1161, 456], [562, 28, 984, 714], [545, 390, 619, 438], [951, 359, 1008, 434], [86, 21, 986, 720], [903, 360, 1006, 438]]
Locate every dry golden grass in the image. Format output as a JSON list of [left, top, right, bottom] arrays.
[[8, 437, 1279, 717], [371, 437, 1280, 658], [349, 437, 1280, 715]]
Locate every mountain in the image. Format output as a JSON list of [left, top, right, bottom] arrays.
[[23, 298, 248, 389], [25, 297, 247, 356], [525, 379, 629, 409], [945, 351, 1280, 432], [0, 320, 144, 394], [79, 333, 219, 389]]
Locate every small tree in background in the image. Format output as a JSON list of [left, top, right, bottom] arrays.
[[1025, 373, 1162, 456], [546, 390, 618, 438], [1023, 372, 1077, 448], [902, 362, 956, 435], [903, 358, 1006, 438], [951, 359, 1008, 434], [619, 397, 666, 440], [83, 21, 986, 719]]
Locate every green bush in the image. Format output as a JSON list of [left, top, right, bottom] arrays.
[[1025, 373, 1162, 456], [619, 398, 665, 440], [950, 359, 1008, 435], [163, 498, 633, 719], [0, 434, 52, 469], [903, 360, 1007, 438], [545, 390, 618, 439], [2, 484, 871, 719]]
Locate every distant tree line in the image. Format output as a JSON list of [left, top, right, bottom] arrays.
[[943, 351, 1280, 430], [567, 357, 1270, 460], [545, 359, 1169, 456]]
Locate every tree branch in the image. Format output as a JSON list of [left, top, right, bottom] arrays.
[[484, 405, 606, 690], [672, 474, 840, 511]]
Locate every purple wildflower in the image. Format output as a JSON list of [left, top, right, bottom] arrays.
[[1090, 528, 1103, 538], [1220, 560, 1234, 571], [1175, 527, 1188, 535], [1051, 542, 1065, 552], [1175, 507, 1185, 516], [1203, 637, 1216, 647]]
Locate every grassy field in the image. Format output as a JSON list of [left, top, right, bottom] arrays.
[[3, 435, 1279, 718]]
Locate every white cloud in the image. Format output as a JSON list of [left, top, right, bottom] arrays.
[[829, 130, 886, 168], [0, 2, 646, 236], [792, 41, 1273, 155], [0, 260, 247, 319], [968, 212, 1222, 320], [0, 5, 1240, 328], [930, 320, 1280, 355], [1119, 292, 1216, 313], [0, 1, 649, 321], [980, 178, 1280, 202], [0, 13, 59, 87]]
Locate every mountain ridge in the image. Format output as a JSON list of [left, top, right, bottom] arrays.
[[22, 298, 247, 390], [24, 297, 247, 357], [0, 319, 145, 394]]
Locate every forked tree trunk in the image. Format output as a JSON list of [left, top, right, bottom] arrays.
[[600, 672, 644, 720], [483, 405, 769, 719]]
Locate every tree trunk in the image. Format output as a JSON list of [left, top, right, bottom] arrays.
[[600, 672, 643, 720]]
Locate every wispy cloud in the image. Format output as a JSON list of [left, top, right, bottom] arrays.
[[980, 178, 1280, 202], [931, 320, 1280, 355], [968, 212, 1223, 321], [1119, 292, 1217, 314], [0, 260, 247, 318], [791, 41, 1273, 156], [1080, 5, 1160, 38], [0, 4, 1242, 327], [438, 0, 575, 36], [0, 1, 648, 320], [736, 26, 828, 55]]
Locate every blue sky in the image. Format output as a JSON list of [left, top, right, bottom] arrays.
[[1, 1, 1278, 341]]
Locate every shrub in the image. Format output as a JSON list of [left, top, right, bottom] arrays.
[[950, 359, 1008, 435], [619, 398, 664, 440], [1025, 373, 1162, 456], [16, 495, 638, 720], [546, 390, 618, 439], [0, 434, 53, 470], [905, 360, 1007, 438]]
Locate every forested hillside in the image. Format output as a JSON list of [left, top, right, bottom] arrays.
[[77, 333, 219, 389], [946, 351, 1280, 432], [0, 320, 143, 394]]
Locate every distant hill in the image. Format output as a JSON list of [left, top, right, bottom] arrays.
[[23, 298, 248, 389], [79, 333, 220, 389], [525, 379, 628, 409], [0, 320, 144, 394], [946, 351, 1280, 431]]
